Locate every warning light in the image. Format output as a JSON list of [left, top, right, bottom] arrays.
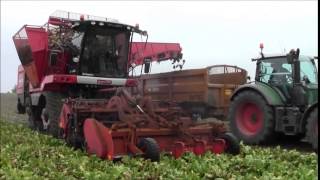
[[259, 43, 264, 49]]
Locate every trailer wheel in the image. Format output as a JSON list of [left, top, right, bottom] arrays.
[[219, 132, 240, 155], [306, 107, 318, 152], [228, 91, 274, 144], [138, 138, 160, 162], [44, 92, 65, 138]]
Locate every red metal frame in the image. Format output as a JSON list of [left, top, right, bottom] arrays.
[[14, 11, 235, 161], [58, 88, 228, 160], [130, 42, 182, 65]]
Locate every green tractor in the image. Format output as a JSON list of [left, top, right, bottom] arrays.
[[228, 45, 318, 151]]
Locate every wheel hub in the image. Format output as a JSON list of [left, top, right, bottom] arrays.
[[236, 102, 263, 136]]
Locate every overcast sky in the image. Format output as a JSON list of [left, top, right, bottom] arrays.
[[1, 1, 318, 93]]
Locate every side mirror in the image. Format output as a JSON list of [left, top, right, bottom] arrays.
[[49, 51, 59, 66], [144, 58, 151, 73]]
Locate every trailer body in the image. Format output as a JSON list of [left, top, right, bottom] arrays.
[[137, 65, 247, 119]]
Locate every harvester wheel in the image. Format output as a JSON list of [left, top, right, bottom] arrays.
[[306, 107, 318, 152], [17, 100, 26, 114], [28, 106, 43, 131], [138, 138, 160, 162], [66, 120, 83, 149], [44, 92, 65, 138], [25, 97, 35, 129], [228, 91, 274, 144], [219, 132, 240, 155]]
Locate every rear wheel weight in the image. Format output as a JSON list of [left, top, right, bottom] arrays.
[[228, 91, 275, 144], [138, 138, 160, 162], [306, 107, 318, 152]]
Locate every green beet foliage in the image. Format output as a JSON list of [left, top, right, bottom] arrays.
[[0, 120, 318, 180]]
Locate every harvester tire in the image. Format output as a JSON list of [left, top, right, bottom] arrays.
[[17, 100, 26, 114], [228, 91, 274, 144], [219, 132, 240, 155], [66, 120, 83, 149], [28, 106, 43, 131], [44, 92, 65, 138], [138, 138, 160, 162], [306, 107, 318, 152]]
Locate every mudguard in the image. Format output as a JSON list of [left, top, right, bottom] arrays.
[[230, 82, 285, 106]]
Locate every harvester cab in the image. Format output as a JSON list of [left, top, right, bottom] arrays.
[[14, 11, 240, 161], [24, 11, 145, 80], [229, 44, 318, 151]]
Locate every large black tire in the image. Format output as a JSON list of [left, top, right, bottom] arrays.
[[25, 97, 34, 129], [43, 92, 65, 138], [306, 107, 318, 152], [65, 120, 84, 149], [228, 91, 275, 144], [17, 100, 26, 114], [27, 106, 43, 131], [138, 138, 160, 162], [219, 132, 240, 155]]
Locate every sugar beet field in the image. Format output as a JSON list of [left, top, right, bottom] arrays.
[[0, 93, 318, 179]]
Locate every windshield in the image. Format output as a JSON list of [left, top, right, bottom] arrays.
[[80, 27, 130, 78], [300, 56, 318, 84], [257, 57, 292, 84]]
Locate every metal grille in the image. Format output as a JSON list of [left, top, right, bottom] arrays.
[[50, 10, 119, 23]]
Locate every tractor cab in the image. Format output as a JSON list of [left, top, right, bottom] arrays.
[[254, 47, 318, 106]]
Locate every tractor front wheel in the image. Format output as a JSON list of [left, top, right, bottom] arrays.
[[228, 91, 275, 144], [306, 106, 318, 152], [138, 138, 160, 162]]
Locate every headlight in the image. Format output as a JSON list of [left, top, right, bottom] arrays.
[[73, 57, 79, 63]]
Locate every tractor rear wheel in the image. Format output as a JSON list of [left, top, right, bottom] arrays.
[[219, 132, 240, 155], [43, 92, 65, 138], [228, 91, 275, 144], [306, 107, 318, 152], [138, 138, 160, 162]]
